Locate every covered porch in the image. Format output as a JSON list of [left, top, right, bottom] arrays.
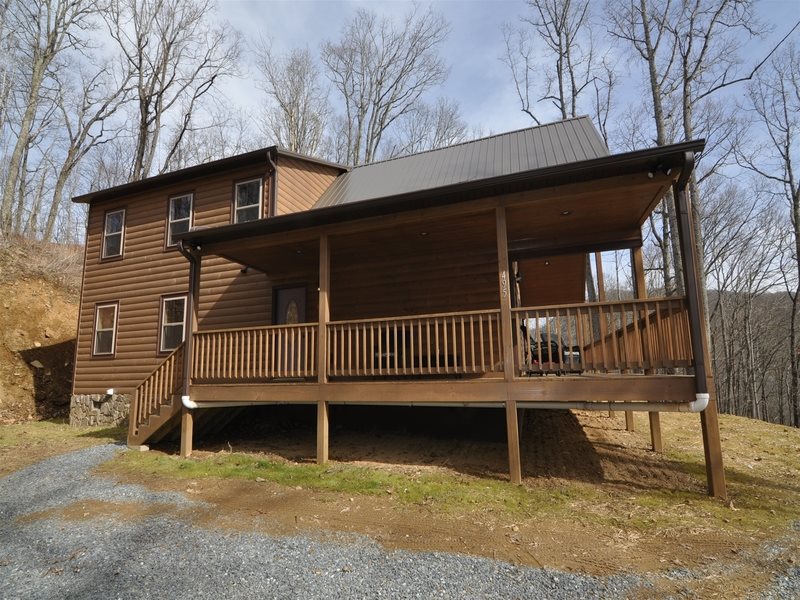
[[128, 143, 725, 497]]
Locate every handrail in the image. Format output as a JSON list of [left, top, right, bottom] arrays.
[[129, 344, 184, 439], [511, 296, 687, 312], [328, 308, 500, 326]]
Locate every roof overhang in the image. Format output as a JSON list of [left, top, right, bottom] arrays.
[[71, 147, 348, 204], [176, 140, 704, 250]]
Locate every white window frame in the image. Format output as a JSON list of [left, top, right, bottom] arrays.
[[102, 209, 125, 259], [234, 178, 263, 224], [167, 193, 193, 247], [159, 295, 187, 353], [93, 302, 118, 356]]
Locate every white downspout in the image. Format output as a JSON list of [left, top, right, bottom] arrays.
[[689, 393, 709, 413], [181, 395, 198, 410]]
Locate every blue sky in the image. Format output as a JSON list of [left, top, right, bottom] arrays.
[[219, 0, 799, 137]]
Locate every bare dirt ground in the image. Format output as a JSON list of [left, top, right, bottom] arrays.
[[0, 240, 81, 422], [93, 407, 799, 598]]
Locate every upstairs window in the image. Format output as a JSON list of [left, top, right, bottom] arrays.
[[160, 295, 187, 353], [234, 178, 262, 223], [93, 303, 118, 356], [102, 209, 125, 259], [167, 194, 193, 247]]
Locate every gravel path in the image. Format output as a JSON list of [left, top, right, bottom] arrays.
[[0, 444, 641, 599]]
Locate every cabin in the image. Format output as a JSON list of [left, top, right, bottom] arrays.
[[69, 117, 726, 497]]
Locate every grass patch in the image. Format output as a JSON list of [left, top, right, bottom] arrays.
[[108, 450, 595, 518], [0, 419, 125, 477]]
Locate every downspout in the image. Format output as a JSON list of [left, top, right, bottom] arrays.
[[267, 148, 278, 217], [177, 240, 200, 409], [674, 151, 710, 411]]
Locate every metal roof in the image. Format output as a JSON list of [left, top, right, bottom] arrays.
[[315, 116, 609, 209]]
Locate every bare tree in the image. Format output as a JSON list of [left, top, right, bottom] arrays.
[[39, 65, 131, 241], [383, 97, 468, 159], [738, 43, 800, 426], [0, 0, 99, 235], [502, 0, 603, 124], [253, 42, 330, 156], [321, 6, 450, 166], [106, 0, 241, 181]]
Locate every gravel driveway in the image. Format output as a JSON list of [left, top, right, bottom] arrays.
[[0, 445, 797, 599], [0, 444, 643, 599]]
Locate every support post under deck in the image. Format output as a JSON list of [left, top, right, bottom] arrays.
[[632, 246, 662, 452], [497, 207, 522, 485], [674, 156, 726, 498], [179, 247, 201, 458], [317, 234, 330, 465]]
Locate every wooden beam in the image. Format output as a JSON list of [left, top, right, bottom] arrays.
[[180, 408, 193, 458], [317, 399, 329, 464], [497, 207, 522, 484], [506, 399, 522, 484], [317, 234, 331, 465], [674, 173, 726, 498], [496, 208, 515, 381], [648, 412, 663, 453], [632, 246, 663, 452], [180, 250, 200, 458], [189, 376, 696, 406], [509, 229, 642, 259]]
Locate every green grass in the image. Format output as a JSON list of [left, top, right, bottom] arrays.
[[0, 419, 125, 448], [108, 450, 596, 517]]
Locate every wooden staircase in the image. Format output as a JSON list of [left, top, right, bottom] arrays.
[[127, 344, 185, 446]]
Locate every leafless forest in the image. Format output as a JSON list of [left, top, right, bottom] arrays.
[[0, 0, 797, 427]]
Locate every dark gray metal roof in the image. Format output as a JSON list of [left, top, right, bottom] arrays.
[[315, 116, 608, 209]]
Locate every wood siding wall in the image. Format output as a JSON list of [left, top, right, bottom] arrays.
[[74, 164, 284, 395], [275, 157, 341, 215]]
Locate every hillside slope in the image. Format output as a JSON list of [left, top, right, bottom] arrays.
[[0, 241, 82, 422]]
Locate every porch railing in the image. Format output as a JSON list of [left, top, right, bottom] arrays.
[[327, 309, 503, 377], [192, 323, 318, 382], [130, 343, 184, 439], [512, 297, 693, 374]]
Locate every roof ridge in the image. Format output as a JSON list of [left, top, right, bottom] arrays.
[[351, 115, 595, 170]]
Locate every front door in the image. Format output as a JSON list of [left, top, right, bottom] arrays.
[[275, 286, 306, 325], [275, 287, 306, 376]]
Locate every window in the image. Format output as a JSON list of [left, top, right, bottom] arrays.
[[234, 178, 262, 223], [167, 194, 193, 247], [102, 209, 125, 259], [160, 296, 187, 352], [93, 303, 118, 356]]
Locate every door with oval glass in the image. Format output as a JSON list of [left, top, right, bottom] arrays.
[[274, 286, 307, 376]]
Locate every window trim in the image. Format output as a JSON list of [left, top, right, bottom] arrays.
[[158, 294, 188, 355], [165, 192, 194, 248], [233, 177, 264, 224], [92, 301, 119, 357], [101, 208, 126, 260]]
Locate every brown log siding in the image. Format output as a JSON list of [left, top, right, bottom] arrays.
[[73, 165, 275, 395], [276, 157, 341, 215]]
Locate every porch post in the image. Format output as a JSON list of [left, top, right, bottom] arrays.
[[180, 248, 201, 458], [317, 234, 330, 465], [496, 207, 522, 485], [632, 246, 662, 452], [674, 155, 726, 498]]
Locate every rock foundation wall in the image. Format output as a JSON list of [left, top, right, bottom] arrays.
[[70, 394, 130, 427]]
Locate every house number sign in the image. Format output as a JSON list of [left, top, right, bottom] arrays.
[[501, 272, 508, 298]]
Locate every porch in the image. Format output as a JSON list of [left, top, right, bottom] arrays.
[[126, 144, 725, 496]]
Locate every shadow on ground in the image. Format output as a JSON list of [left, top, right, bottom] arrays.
[[152, 405, 630, 484]]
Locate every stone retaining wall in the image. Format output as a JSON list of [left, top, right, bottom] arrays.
[[70, 394, 130, 427]]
